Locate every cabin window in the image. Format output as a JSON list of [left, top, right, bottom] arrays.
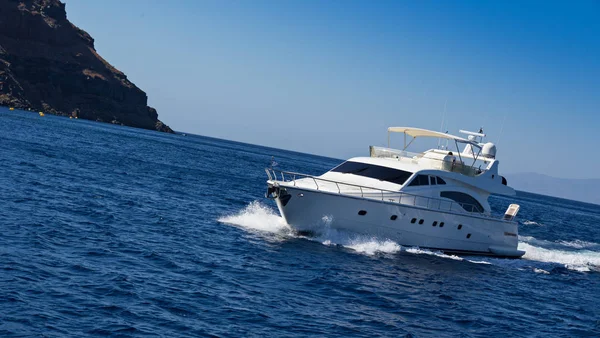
[[390, 215, 398, 220], [411, 218, 417, 223], [436, 177, 446, 185], [408, 175, 430, 187], [440, 191, 484, 213], [331, 161, 412, 185], [430, 176, 437, 185]]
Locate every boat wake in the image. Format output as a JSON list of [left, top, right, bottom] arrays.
[[316, 230, 401, 256], [517, 238, 600, 272], [218, 201, 294, 238], [218, 201, 401, 255], [220, 202, 600, 273], [556, 239, 599, 250]]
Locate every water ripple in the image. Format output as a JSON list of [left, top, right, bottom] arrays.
[[1, 108, 599, 337]]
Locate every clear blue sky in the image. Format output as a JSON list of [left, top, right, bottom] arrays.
[[63, 0, 600, 179]]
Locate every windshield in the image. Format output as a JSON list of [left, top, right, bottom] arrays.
[[331, 161, 413, 185]]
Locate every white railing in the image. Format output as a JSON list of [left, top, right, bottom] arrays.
[[266, 168, 508, 221], [369, 146, 485, 177]]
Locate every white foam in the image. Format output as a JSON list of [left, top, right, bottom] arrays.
[[218, 201, 291, 235], [405, 247, 463, 261], [519, 235, 536, 242], [467, 260, 493, 265], [534, 268, 550, 274], [219, 204, 600, 272], [518, 242, 600, 272], [314, 228, 402, 255], [219, 202, 402, 255], [522, 220, 543, 226], [557, 240, 599, 249], [345, 239, 402, 255], [519, 235, 552, 247]]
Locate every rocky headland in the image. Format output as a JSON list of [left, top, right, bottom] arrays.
[[0, 0, 173, 132]]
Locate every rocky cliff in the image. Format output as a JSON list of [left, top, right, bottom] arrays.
[[0, 0, 173, 132]]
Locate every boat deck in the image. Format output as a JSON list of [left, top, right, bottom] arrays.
[[266, 168, 511, 221]]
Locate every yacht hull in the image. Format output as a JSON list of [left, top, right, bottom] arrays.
[[270, 184, 524, 258]]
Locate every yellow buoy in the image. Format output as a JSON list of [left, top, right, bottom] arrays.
[[69, 116, 73, 119], [39, 112, 44, 116], [9, 107, 14, 110]]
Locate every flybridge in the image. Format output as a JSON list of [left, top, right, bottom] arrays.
[[387, 127, 489, 152], [377, 127, 499, 177]]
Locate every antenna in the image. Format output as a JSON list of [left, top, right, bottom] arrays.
[[438, 99, 447, 149], [497, 115, 507, 147], [481, 111, 489, 136], [444, 119, 450, 150], [479, 126, 485, 143]]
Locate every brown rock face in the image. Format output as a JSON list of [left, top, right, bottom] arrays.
[[0, 0, 173, 132]]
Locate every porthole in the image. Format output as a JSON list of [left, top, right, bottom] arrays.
[[466, 233, 471, 239], [391, 215, 398, 220], [457, 224, 462, 230], [439, 222, 445, 228], [432, 221, 438, 227], [418, 219, 424, 225], [411, 218, 417, 224], [358, 210, 367, 216]]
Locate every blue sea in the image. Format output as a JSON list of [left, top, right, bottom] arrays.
[[1, 107, 599, 337]]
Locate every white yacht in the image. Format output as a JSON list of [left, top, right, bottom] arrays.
[[265, 127, 525, 258]]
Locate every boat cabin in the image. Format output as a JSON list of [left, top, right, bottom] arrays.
[[318, 127, 515, 215]]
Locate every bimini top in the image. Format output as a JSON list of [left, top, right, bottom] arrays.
[[387, 127, 474, 144]]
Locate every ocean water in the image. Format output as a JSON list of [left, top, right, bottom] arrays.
[[1, 107, 599, 337]]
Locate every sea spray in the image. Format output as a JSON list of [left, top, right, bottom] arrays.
[[518, 242, 600, 272], [220, 203, 600, 272], [219, 202, 402, 256], [405, 247, 463, 261], [556, 239, 600, 250], [219, 204, 490, 260], [218, 201, 292, 235], [317, 228, 402, 255], [522, 220, 543, 226]]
